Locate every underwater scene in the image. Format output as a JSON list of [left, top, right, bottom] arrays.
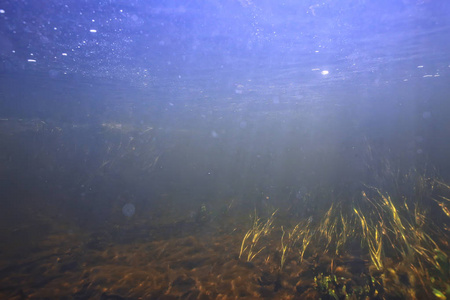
[[1, 1, 450, 299]]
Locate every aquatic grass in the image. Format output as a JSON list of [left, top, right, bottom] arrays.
[[314, 203, 354, 257], [298, 225, 314, 263], [432, 181, 450, 217], [335, 211, 352, 255], [357, 183, 450, 298], [359, 188, 413, 259], [280, 226, 288, 270], [318, 204, 335, 251], [356, 187, 435, 271], [282, 218, 315, 265], [239, 209, 277, 262], [353, 206, 384, 270], [235, 174, 450, 297]]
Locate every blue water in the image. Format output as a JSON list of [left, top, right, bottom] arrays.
[[0, 1, 450, 298], [1, 0, 450, 227]]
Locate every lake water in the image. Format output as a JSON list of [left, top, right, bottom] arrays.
[[0, 1, 449, 299]]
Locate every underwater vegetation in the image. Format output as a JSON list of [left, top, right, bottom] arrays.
[[1, 170, 448, 299], [239, 209, 277, 262], [1, 120, 449, 299], [238, 173, 450, 299]]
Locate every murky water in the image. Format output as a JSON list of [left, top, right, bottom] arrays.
[[1, 1, 450, 299]]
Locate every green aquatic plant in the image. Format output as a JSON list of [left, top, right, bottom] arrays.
[[318, 204, 335, 250], [356, 184, 450, 298], [298, 224, 314, 263], [353, 205, 384, 270], [235, 174, 450, 297], [280, 226, 288, 270], [279, 219, 315, 269], [432, 180, 450, 218], [434, 249, 450, 278], [314, 203, 354, 257], [429, 249, 450, 299], [314, 274, 339, 300], [239, 209, 277, 261], [335, 210, 355, 255], [314, 273, 380, 299]]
